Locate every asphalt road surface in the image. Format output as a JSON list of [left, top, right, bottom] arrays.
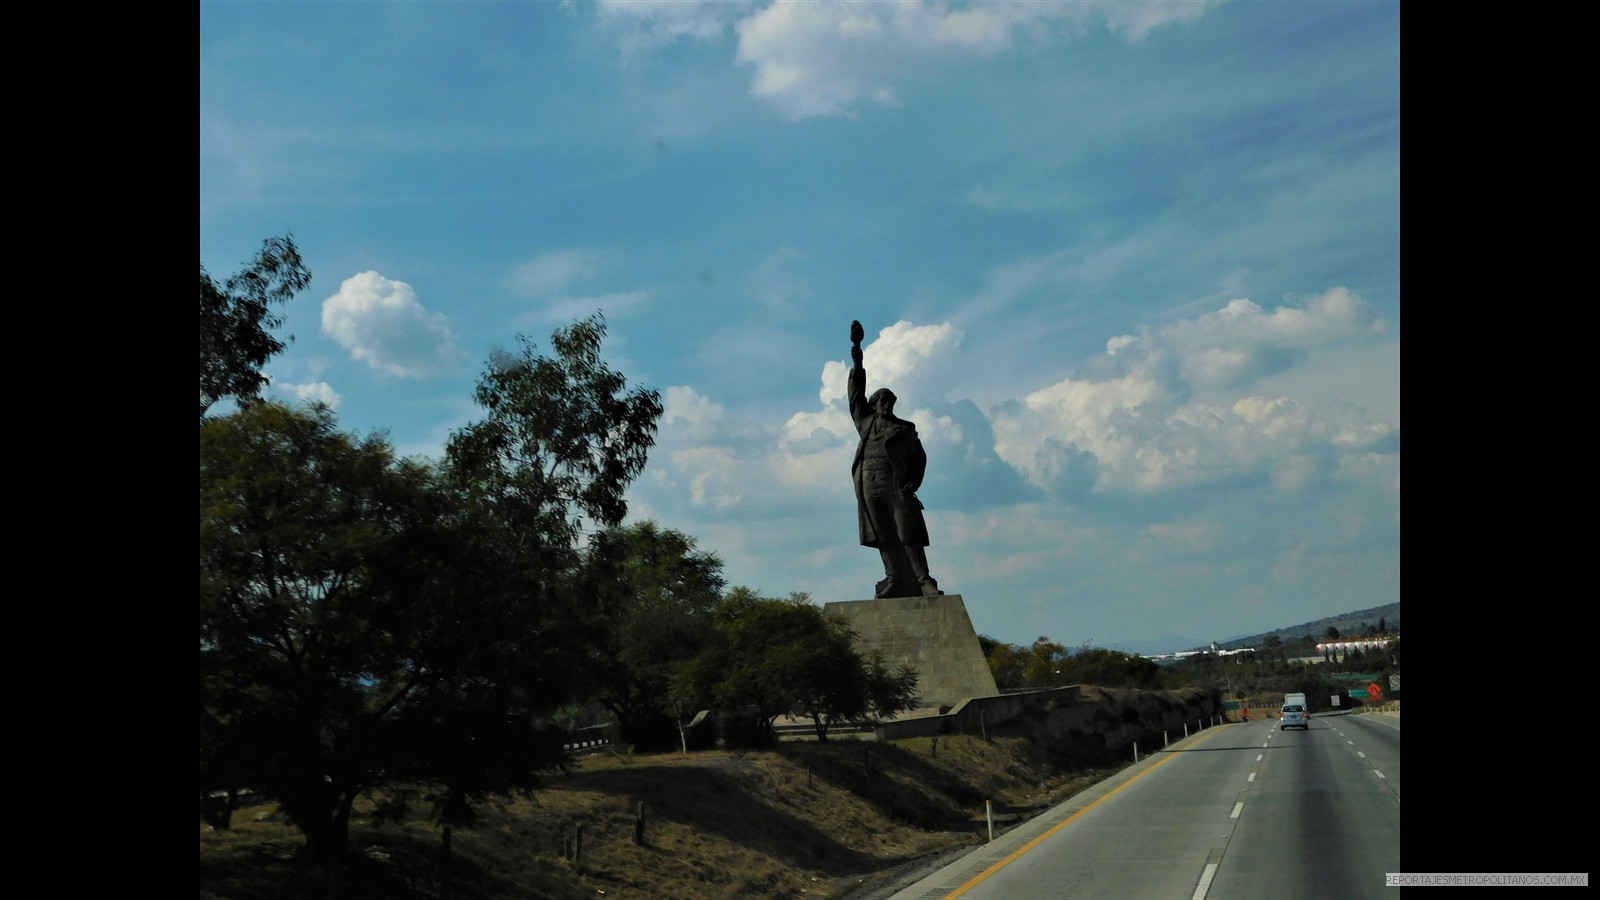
[[890, 712, 1400, 899]]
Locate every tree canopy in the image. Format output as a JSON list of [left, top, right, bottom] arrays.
[[201, 401, 520, 863], [981, 635, 1028, 690], [677, 590, 920, 743], [199, 234, 311, 420], [444, 313, 662, 542], [982, 637, 1160, 690], [200, 314, 663, 876], [581, 521, 726, 751]]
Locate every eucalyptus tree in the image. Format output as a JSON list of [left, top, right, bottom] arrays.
[[199, 234, 310, 420]]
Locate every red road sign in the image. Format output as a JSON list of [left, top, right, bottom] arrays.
[[1367, 682, 1382, 699]]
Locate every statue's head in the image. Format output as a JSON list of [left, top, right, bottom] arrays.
[[869, 388, 897, 417]]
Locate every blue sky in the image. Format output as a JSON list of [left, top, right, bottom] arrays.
[[200, 1, 1399, 654]]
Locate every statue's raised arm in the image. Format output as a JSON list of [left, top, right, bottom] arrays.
[[844, 319, 942, 599]]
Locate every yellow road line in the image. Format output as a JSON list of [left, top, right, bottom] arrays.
[[945, 728, 1227, 898]]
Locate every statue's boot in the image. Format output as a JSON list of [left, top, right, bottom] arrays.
[[905, 546, 943, 596], [880, 548, 921, 598]]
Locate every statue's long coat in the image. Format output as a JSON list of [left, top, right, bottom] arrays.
[[848, 365, 931, 548]]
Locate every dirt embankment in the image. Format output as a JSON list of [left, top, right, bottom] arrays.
[[200, 687, 1216, 899]]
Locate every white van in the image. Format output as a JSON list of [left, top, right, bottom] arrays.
[[1279, 704, 1309, 730]]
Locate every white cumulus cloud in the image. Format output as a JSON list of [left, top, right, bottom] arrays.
[[851, 320, 963, 403], [991, 288, 1393, 495], [1160, 287, 1386, 387], [663, 385, 726, 437], [278, 381, 342, 410], [595, 1, 1221, 120], [321, 271, 460, 377], [734, 1, 1219, 119]]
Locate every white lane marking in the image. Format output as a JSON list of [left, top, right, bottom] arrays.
[[1357, 751, 1367, 758], [1256, 754, 1263, 762], [1248, 772, 1256, 782], [1374, 770, 1386, 779], [1230, 801, 1244, 818], [1193, 862, 1219, 900]]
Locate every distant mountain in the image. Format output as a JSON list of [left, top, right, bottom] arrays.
[[1114, 603, 1401, 657], [1212, 602, 1400, 651], [1118, 634, 1212, 656]]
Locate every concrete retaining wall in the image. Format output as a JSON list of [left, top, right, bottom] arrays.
[[875, 684, 1221, 762]]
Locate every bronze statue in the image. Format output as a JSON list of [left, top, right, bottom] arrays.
[[849, 320, 942, 598]]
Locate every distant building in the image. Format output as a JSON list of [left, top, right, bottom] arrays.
[[1315, 638, 1393, 655]]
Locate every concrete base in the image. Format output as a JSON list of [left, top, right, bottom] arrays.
[[823, 594, 1000, 711]]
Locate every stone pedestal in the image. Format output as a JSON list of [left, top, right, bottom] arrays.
[[823, 594, 999, 711]]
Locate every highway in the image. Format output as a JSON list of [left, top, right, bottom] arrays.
[[890, 712, 1400, 899]]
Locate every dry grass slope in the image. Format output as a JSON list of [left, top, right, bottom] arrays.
[[200, 733, 1131, 900]]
